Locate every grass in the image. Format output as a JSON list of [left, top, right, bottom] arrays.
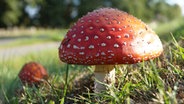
[[0, 47, 87, 103], [152, 17, 184, 41]]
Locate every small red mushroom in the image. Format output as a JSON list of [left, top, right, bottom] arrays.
[[18, 62, 48, 85], [58, 8, 163, 92]]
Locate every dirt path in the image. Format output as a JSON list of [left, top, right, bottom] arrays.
[[0, 42, 60, 61]]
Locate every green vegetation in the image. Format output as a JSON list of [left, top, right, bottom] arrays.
[[172, 24, 184, 41], [0, 0, 182, 28], [153, 17, 184, 41], [0, 47, 87, 103]]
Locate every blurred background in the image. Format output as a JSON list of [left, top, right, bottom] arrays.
[[0, 0, 183, 28], [0, 0, 183, 40]]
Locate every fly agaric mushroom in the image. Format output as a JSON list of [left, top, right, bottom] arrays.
[[58, 8, 163, 92], [19, 62, 48, 85]]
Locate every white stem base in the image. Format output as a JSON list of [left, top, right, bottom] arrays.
[[94, 65, 115, 92]]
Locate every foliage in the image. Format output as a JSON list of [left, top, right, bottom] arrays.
[[153, 17, 184, 41], [0, 0, 182, 28], [172, 24, 184, 41], [0, 0, 22, 27]]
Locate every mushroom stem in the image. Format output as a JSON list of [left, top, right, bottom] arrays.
[[94, 65, 115, 92]]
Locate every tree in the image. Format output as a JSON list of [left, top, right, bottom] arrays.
[[0, 0, 181, 28], [18, 0, 43, 26], [0, 0, 22, 27], [37, 0, 74, 27]]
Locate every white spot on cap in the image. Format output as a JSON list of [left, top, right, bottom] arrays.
[[88, 20, 92, 22], [94, 35, 99, 39], [80, 47, 85, 49], [100, 28, 105, 32], [108, 56, 112, 58], [96, 20, 99, 23], [60, 45, 63, 49], [122, 42, 126, 45], [89, 26, 93, 30], [67, 44, 71, 48], [85, 36, 89, 41], [73, 45, 79, 49], [89, 45, 94, 49], [96, 53, 100, 57], [81, 31, 84, 34], [106, 36, 111, 39], [114, 44, 119, 48], [108, 50, 113, 53], [77, 38, 81, 42], [124, 34, 129, 38], [111, 28, 115, 31], [101, 43, 106, 47], [118, 28, 122, 31], [72, 34, 76, 38], [108, 22, 112, 25], [122, 57, 126, 60], [130, 43, 134, 46], [117, 35, 121, 38], [86, 56, 89, 59], [81, 26, 84, 28], [68, 56, 72, 58], [128, 54, 133, 58], [79, 52, 85, 55]]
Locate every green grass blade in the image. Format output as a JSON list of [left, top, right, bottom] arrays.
[[60, 64, 69, 104]]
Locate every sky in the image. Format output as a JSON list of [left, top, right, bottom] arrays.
[[166, 0, 184, 15]]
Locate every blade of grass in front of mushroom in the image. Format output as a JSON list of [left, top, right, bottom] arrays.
[[31, 84, 45, 104], [1, 86, 10, 103], [115, 65, 129, 89], [171, 33, 184, 60], [170, 33, 179, 47], [1, 75, 20, 103], [44, 78, 60, 100], [60, 64, 69, 104], [150, 60, 171, 103]]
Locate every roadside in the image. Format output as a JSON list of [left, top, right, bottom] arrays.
[[0, 42, 60, 61]]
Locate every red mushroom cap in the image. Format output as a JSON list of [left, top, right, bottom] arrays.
[[18, 62, 48, 85], [59, 8, 163, 65]]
